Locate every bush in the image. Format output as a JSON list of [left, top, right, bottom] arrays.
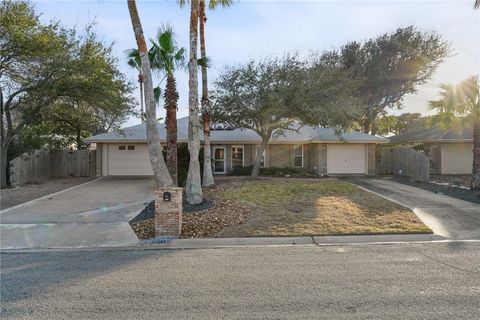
[[230, 165, 253, 176], [230, 165, 313, 177], [165, 143, 204, 187]]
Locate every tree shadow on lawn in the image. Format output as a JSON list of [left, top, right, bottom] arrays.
[[216, 180, 431, 237]]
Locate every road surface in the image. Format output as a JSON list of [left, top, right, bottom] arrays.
[[2, 242, 480, 319]]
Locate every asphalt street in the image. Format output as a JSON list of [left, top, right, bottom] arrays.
[[1, 242, 480, 319]]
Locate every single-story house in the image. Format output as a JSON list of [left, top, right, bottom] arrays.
[[389, 127, 473, 175], [85, 117, 387, 176]]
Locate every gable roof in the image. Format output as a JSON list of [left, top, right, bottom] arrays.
[[389, 126, 472, 144], [85, 117, 387, 144]]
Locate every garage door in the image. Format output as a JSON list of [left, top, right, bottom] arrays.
[[107, 144, 153, 176], [327, 144, 366, 174]]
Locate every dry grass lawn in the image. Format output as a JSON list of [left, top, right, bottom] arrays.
[[216, 179, 431, 237]]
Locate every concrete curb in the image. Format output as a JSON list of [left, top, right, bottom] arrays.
[[2, 234, 472, 253], [0, 177, 103, 214]]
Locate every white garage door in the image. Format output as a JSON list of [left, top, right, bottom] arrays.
[[107, 144, 153, 176], [327, 144, 366, 174]]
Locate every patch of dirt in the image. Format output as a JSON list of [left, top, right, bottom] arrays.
[[0, 177, 95, 210], [393, 176, 480, 205]]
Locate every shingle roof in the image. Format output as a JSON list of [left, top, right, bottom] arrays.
[[389, 126, 472, 144], [85, 117, 387, 144]]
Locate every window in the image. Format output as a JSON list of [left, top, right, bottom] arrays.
[[118, 145, 126, 150], [127, 145, 135, 150], [231, 146, 244, 168], [255, 145, 266, 167], [294, 145, 303, 167]]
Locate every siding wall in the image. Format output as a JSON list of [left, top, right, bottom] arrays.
[[96, 143, 103, 177], [243, 144, 254, 167], [307, 144, 319, 174], [267, 144, 292, 167], [318, 144, 328, 175], [428, 144, 442, 174], [367, 144, 376, 175], [441, 143, 473, 174]]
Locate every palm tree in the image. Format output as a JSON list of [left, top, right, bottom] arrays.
[[127, 0, 174, 188], [126, 48, 145, 122], [185, 0, 203, 204], [149, 26, 186, 186], [475, 0, 479, 9], [429, 76, 480, 189], [199, 0, 231, 187]]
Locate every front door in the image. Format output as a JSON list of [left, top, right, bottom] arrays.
[[213, 147, 226, 174]]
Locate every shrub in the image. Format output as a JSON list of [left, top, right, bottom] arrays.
[[164, 143, 204, 187], [230, 165, 313, 177], [230, 165, 253, 176]]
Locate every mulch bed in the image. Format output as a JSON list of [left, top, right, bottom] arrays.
[[181, 198, 253, 238], [128, 183, 255, 240], [393, 176, 480, 205]]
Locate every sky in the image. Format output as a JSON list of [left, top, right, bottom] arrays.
[[33, 0, 480, 128]]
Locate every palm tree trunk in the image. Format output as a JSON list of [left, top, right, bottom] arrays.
[[472, 121, 480, 190], [165, 73, 178, 186], [127, 0, 174, 188], [199, 0, 214, 187], [185, 0, 203, 204], [139, 74, 145, 122]]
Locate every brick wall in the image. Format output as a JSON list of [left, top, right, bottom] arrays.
[[154, 187, 183, 237]]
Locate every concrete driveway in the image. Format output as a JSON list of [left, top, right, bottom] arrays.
[[349, 178, 480, 239], [0, 177, 155, 249]]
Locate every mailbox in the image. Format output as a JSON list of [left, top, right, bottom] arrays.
[[163, 191, 171, 202]]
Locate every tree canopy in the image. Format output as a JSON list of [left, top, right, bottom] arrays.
[[429, 76, 480, 189], [1, 1, 134, 187], [211, 55, 363, 177], [319, 26, 450, 133]]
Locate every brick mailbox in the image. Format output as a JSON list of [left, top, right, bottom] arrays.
[[154, 187, 183, 238]]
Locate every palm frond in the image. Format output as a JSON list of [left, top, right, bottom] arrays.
[[125, 48, 141, 70], [475, 0, 480, 9], [178, 0, 188, 8], [197, 56, 211, 68], [154, 85, 162, 104], [149, 24, 186, 75], [208, 0, 233, 10], [429, 76, 480, 130]]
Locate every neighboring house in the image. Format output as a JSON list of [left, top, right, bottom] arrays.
[[389, 127, 472, 175], [85, 117, 386, 176]]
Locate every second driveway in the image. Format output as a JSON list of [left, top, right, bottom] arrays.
[[1, 177, 155, 249], [349, 178, 480, 239]]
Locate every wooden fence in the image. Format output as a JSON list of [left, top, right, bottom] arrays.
[[9, 149, 96, 186], [376, 146, 429, 182]]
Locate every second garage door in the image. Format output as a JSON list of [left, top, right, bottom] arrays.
[[107, 143, 153, 176], [327, 144, 366, 174]]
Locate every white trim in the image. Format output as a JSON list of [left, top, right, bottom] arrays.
[[293, 144, 304, 168], [213, 146, 227, 174], [231, 145, 244, 169]]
